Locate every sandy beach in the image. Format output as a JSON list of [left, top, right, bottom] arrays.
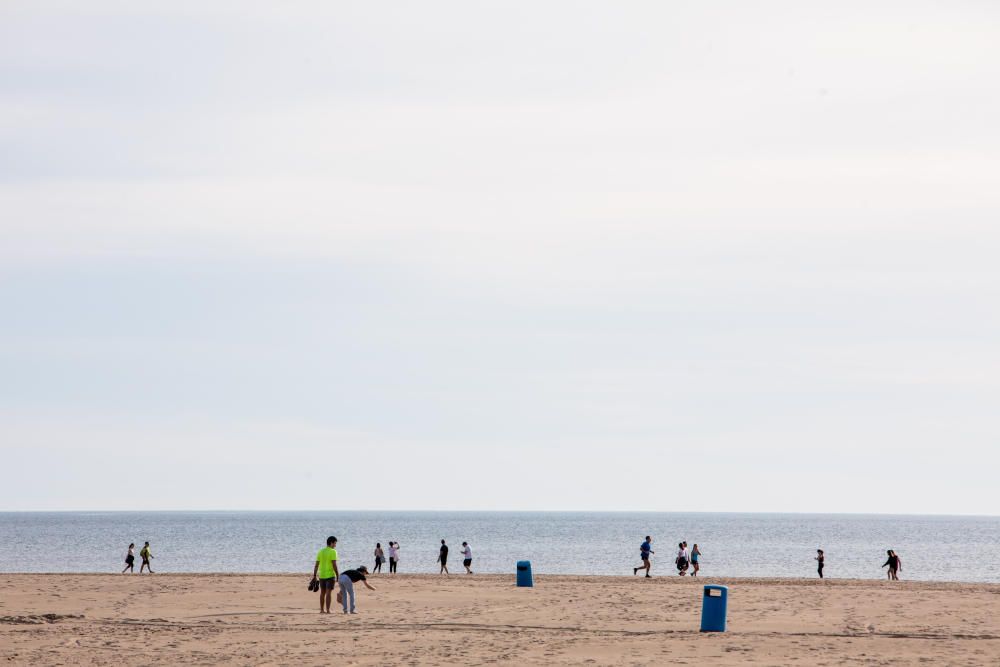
[[2, 573, 999, 665]]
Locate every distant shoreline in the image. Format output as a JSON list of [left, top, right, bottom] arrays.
[[3, 509, 1000, 518], [2, 573, 999, 588]]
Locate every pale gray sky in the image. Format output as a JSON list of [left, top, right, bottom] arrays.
[[2, 1, 999, 512]]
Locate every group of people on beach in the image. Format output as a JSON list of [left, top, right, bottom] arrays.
[[633, 536, 701, 577], [311, 536, 377, 614], [310, 536, 475, 614], [436, 539, 474, 575], [369, 539, 473, 576], [815, 548, 903, 579], [120, 535, 906, 587], [372, 542, 400, 573], [121, 542, 153, 574]]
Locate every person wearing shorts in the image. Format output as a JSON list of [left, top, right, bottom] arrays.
[[438, 539, 449, 575], [338, 566, 376, 613], [139, 542, 153, 573], [461, 542, 473, 574], [691, 544, 702, 576], [633, 536, 654, 577], [312, 536, 340, 613]]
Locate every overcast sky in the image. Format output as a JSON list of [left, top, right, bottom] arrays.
[[2, 1, 998, 513]]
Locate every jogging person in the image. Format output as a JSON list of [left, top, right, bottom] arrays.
[[338, 566, 375, 614], [438, 539, 449, 575], [633, 536, 654, 577], [139, 542, 154, 574], [312, 536, 340, 613], [461, 542, 473, 574]]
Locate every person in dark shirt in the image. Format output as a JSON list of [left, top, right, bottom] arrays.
[[633, 536, 654, 578], [815, 549, 825, 579], [882, 550, 901, 580], [438, 539, 450, 575], [337, 566, 375, 613]]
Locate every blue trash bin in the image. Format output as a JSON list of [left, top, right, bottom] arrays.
[[700, 585, 728, 632], [516, 560, 533, 587]]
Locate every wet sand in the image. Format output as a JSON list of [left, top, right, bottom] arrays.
[[2, 573, 999, 665]]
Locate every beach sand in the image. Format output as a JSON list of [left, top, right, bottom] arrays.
[[2, 573, 999, 665]]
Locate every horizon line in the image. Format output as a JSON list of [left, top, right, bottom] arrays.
[[2, 508, 998, 519]]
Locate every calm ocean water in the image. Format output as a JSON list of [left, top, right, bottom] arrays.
[[1, 512, 998, 582]]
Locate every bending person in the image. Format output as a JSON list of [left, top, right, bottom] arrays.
[[338, 566, 375, 614]]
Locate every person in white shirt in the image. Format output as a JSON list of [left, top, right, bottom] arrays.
[[676, 542, 689, 576], [388, 541, 399, 574], [461, 542, 473, 574]]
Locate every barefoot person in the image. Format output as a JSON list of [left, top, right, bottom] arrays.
[[338, 566, 376, 614], [461, 542, 473, 574], [139, 542, 154, 574], [388, 541, 399, 574], [883, 550, 901, 580], [312, 536, 340, 614], [633, 536, 654, 577], [691, 544, 702, 576], [438, 539, 450, 575], [122, 543, 135, 574], [373, 543, 384, 573], [816, 549, 825, 579]]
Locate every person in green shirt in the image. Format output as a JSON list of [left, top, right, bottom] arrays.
[[312, 536, 340, 613], [139, 542, 153, 574]]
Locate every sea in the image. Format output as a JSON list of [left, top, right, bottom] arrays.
[[1, 512, 998, 582]]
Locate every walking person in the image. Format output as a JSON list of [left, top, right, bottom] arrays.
[[691, 544, 702, 576], [122, 543, 135, 574], [633, 536, 654, 577], [882, 550, 901, 580], [816, 549, 825, 579], [139, 542, 154, 574], [438, 539, 449, 575], [461, 542, 473, 574], [337, 566, 376, 614], [312, 536, 340, 614], [373, 543, 385, 573], [675, 542, 689, 576], [388, 541, 399, 574]]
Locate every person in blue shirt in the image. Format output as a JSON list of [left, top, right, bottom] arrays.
[[633, 536, 655, 577]]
